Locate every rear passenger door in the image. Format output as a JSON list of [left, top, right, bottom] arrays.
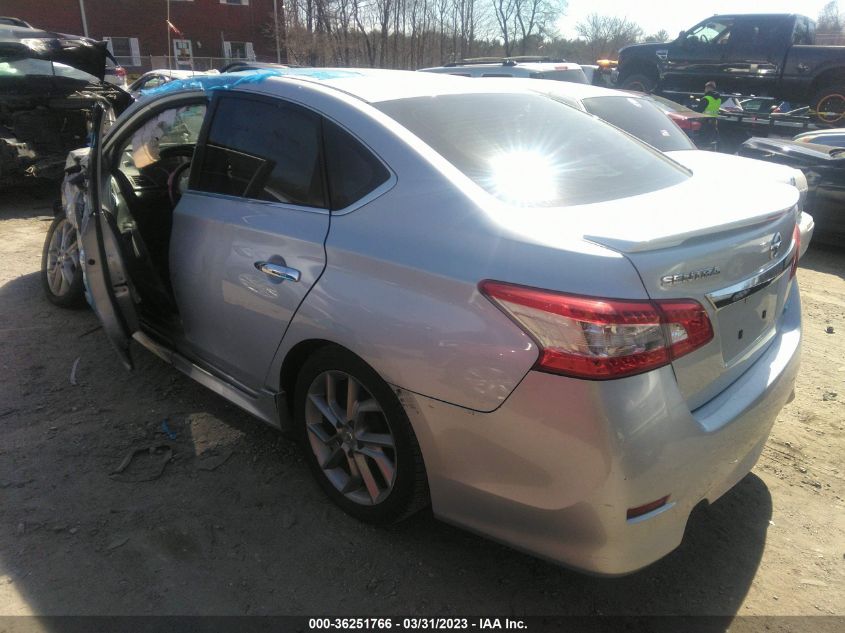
[[169, 91, 331, 390], [721, 16, 791, 95]]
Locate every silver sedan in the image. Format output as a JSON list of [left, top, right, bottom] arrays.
[[60, 68, 802, 575]]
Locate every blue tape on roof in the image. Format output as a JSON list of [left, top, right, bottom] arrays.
[[141, 68, 365, 97]]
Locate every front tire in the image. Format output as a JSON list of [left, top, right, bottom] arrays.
[[295, 346, 429, 524], [619, 73, 656, 93], [41, 215, 85, 309]]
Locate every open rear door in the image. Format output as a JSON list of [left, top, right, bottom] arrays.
[[79, 103, 140, 370]]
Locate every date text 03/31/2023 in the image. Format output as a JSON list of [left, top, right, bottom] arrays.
[[308, 618, 528, 630]]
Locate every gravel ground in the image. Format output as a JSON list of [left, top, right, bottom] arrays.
[[0, 184, 843, 620]]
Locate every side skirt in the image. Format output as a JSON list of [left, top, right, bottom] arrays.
[[132, 331, 288, 429]]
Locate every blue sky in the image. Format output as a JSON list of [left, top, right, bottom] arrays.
[[557, 0, 831, 39]]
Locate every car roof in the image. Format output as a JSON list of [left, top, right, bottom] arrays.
[[0, 16, 31, 27], [701, 13, 801, 19], [148, 67, 540, 104], [794, 129, 845, 140]]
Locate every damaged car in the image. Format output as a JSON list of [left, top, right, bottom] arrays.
[[0, 19, 130, 185], [739, 137, 845, 246], [49, 69, 802, 575]]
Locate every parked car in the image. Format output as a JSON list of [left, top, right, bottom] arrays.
[[219, 61, 290, 73], [0, 20, 131, 184], [52, 68, 802, 575], [793, 128, 845, 148], [638, 93, 719, 150], [420, 58, 587, 83], [740, 136, 845, 245], [104, 59, 128, 90], [128, 69, 219, 99], [616, 13, 845, 125]]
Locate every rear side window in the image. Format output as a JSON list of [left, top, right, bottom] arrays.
[[323, 120, 390, 210], [376, 93, 687, 207], [581, 96, 695, 152], [195, 96, 326, 208]]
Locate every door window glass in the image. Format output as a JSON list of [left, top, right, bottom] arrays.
[[323, 120, 390, 210], [685, 19, 733, 48], [195, 96, 326, 208]]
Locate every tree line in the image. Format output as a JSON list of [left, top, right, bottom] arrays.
[[265, 0, 845, 69]]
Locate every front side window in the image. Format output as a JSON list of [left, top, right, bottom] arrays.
[[115, 103, 207, 189], [194, 96, 326, 208], [581, 96, 695, 152], [685, 19, 733, 47], [376, 93, 687, 207]]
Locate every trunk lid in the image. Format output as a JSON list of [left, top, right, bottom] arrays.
[[579, 177, 799, 409], [501, 175, 799, 410]]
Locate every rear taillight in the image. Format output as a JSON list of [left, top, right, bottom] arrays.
[[115, 66, 127, 78], [668, 113, 702, 131], [479, 281, 714, 380], [790, 223, 801, 279]]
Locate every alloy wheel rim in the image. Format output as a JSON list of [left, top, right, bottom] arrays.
[[305, 370, 397, 506], [46, 219, 79, 297]]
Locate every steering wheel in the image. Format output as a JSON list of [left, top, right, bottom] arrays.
[[698, 34, 710, 45], [167, 162, 191, 207]]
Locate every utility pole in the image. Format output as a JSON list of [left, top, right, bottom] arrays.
[[167, 0, 172, 69], [78, 0, 89, 37], [273, 0, 282, 64]]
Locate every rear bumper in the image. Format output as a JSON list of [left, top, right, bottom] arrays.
[[400, 282, 801, 575]]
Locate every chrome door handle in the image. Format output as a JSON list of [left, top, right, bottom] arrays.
[[797, 63, 810, 73], [254, 261, 301, 282]]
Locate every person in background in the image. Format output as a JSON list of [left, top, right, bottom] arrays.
[[696, 80, 722, 114], [694, 80, 722, 150]]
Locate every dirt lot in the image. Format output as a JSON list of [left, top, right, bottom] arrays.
[[0, 184, 843, 621]]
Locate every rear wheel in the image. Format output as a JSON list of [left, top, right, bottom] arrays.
[[812, 85, 845, 127], [620, 73, 656, 93], [41, 215, 85, 309], [295, 346, 429, 524]]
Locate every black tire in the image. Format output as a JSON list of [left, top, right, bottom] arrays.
[[41, 215, 85, 309], [619, 73, 656, 93], [294, 346, 429, 524], [811, 84, 845, 127]]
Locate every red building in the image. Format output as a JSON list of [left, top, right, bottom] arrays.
[[2, 0, 279, 72]]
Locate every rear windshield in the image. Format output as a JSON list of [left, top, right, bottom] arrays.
[[375, 93, 687, 207], [529, 69, 587, 84], [0, 58, 98, 82], [581, 96, 694, 152]]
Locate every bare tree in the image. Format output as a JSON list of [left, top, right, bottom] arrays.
[[643, 29, 670, 43], [575, 13, 643, 61], [818, 1, 842, 35]]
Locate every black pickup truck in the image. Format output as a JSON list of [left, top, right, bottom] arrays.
[[616, 14, 845, 124]]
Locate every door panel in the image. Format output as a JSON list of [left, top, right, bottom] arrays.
[[720, 17, 791, 95], [169, 92, 332, 390], [169, 193, 329, 389], [79, 104, 140, 370]]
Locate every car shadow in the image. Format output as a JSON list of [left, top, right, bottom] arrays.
[[0, 182, 60, 220], [0, 267, 771, 626], [799, 242, 845, 281]]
